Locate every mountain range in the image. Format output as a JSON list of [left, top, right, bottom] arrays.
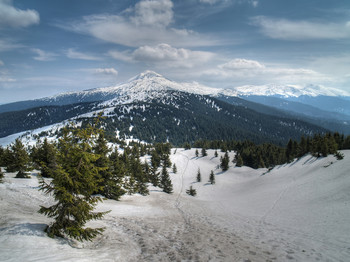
[[0, 70, 349, 146]]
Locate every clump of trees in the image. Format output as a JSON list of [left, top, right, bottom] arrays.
[[192, 132, 349, 169]]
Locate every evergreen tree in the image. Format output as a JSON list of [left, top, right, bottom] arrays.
[[201, 147, 207, 157], [160, 165, 173, 194], [209, 170, 215, 185], [9, 139, 31, 178], [172, 163, 177, 174], [0, 146, 5, 167], [184, 143, 191, 150], [38, 124, 108, 241], [35, 138, 58, 178], [196, 168, 201, 182], [220, 152, 230, 171], [186, 186, 196, 196], [107, 148, 126, 200], [214, 150, 218, 157], [130, 156, 149, 195], [195, 149, 199, 157], [0, 168, 4, 183], [150, 150, 161, 169]]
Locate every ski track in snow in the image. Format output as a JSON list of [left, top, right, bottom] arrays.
[[1, 150, 350, 261]]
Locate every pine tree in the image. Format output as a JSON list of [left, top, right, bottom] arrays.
[[160, 165, 173, 193], [38, 124, 109, 241], [130, 156, 149, 196], [0, 168, 4, 183], [10, 139, 31, 178], [220, 152, 230, 171], [209, 170, 215, 185], [184, 143, 191, 150], [236, 154, 243, 167], [196, 168, 201, 182], [195, 149, 199, 157], [35, 138, 58, 178], [214, 150, 218, 157], [106, 148, 126, 200], [201, 147, 207, 157], [186, 186, 196, 196], [172, 163, 177, 174]]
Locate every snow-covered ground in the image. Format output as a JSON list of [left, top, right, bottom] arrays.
[[1, 149, 350, 261]]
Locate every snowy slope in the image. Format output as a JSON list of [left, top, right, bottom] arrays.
[[1, 150, 349, 261], [230, 84, 350, 98]]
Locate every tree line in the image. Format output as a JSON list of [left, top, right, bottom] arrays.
[[189, 132, 349, 169]]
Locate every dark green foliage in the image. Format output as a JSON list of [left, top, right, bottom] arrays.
[[195, 149, 199, 157], [335, 151, 344, 160], [235, 154, 243, 167], [192, 132, 349, 169], [38, 124, 109, 241], [32, 138, 58, 178], [0, 102, 99, 138], [214, 150, 218, 157], [106, 148, 126, 200], [209, 170, 215, 185], [186, 186, 197, 196], [160, 165, 173, 194], [15, 171, 31, 178], [0, 146, 4, 167], [201, 147, 207, 157], [0, 169, 4, 183], [7, 139, 31, 176], [172, 163, 177, 174], [196, 168, 201, 182], [184, 143, 191, 150], [220, 152, 230, 171]]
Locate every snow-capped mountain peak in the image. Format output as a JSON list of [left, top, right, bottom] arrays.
[[229, 84, 350, 98]]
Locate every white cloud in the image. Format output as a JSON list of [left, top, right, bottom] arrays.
[[0, 0, 39, 28], [0, 39, 23, 52], [131, 0, 173, 28], [203, 58, 332, 86], [251, 16, 350, 40], [32, 48, 57, 61], [58, 3, 220, 48], [219, 58, 265, 70], [0, 60, 4, 66], [108, 50, 133, 62], [199, 0, 222, 4], [110, 43, 214, 68], [94, 68, 118, 76], [65, 48, 102, 61]]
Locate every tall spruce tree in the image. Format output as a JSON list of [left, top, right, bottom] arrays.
[[38, 124, 109, 241], [209, 170, 215, 185], [172, 163, 177, 174], [35, 138, 58, 178], [160, 164, 173, 193], [10, 139, 31, 178], [220, 152, 230, 171], [196, 168, 201, 182]]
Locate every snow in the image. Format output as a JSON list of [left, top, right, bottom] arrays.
[[1, 149, 350, 261], [229, 83, 350, 98]]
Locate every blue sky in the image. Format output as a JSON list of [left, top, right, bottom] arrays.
[[0, 0, 350, 103]]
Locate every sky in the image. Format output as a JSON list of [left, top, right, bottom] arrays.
[[0, 0, 350, 104]]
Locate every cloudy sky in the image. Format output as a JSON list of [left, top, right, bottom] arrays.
[[0, 0, 350, 103]]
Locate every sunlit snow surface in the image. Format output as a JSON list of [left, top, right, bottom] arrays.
[[1, 149, 350, 261]]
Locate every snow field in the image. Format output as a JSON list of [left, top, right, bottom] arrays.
[[1, 150, 350, 261]]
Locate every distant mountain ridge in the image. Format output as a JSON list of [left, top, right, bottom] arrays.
[[0, 70, 349, 146]]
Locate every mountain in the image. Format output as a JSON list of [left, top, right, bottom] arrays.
[[0, 71, 339, 146]]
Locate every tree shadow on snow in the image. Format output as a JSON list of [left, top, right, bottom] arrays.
[[1, 223, 47, 237]]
